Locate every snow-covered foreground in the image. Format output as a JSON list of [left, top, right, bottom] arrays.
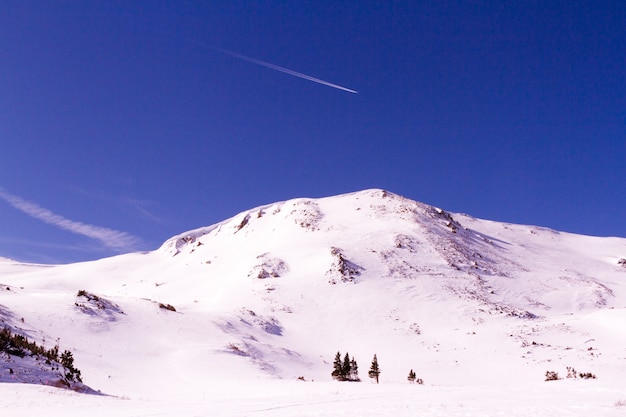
[[1, 189, 625, 416], [1, 379, 626, 417]]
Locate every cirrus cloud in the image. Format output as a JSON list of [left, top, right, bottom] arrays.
[[0, 187, 140, 252]]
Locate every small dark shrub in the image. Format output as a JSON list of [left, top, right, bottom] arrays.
[[566, 366, 577, 379], [565, 366, 596, 380], [159, 303, 176, 312], [545, 371, 560, 381]]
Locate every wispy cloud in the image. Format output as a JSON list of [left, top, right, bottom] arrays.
[[0, 187, 140, 252], [65, 184, 164, 225], [0, 236, 104, 253], [125, 198, 164, 224]]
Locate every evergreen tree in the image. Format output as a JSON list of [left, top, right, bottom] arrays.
[[350, 357, 359, 381], [60, 350, 82, 383], [408, 369, 416, 383], [342, 352, 351, 379], [331, 351, 344, 380], [368, 354, 381, 384]]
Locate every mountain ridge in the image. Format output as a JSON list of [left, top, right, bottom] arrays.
[[1, 188, 625, 397]]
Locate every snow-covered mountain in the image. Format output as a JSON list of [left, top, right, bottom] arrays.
[[1, 189, 625, 415]]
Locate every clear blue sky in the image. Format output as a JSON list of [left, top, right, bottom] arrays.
[[1, 1, 624, 264]]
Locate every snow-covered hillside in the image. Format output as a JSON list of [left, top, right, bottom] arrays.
[[1, 189, 625, 416]]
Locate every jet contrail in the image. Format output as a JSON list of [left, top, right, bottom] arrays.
[[186, 38, 358, 94], [0, 187, 140, 251]]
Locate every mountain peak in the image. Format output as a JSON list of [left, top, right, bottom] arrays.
[[1, 189, 625, 398]]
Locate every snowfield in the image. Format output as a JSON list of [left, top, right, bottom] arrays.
[[1, 189, 625, 416], [2, 380, 626, 417]]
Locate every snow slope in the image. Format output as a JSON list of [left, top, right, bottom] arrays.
[[1, 189, 625, 415]]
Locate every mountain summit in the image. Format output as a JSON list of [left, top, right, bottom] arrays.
[[1, 189, 625, 398]]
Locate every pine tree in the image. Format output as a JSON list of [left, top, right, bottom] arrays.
[[331, 351, 344, 380], [408, 369, 416, 383], [60, 350, 82, 383], [342, 352, 351, 380], [350, 357, 360, 381], [368, 354, 380, 384]]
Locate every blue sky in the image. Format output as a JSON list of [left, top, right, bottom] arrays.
[[1, 1, 624, 264]]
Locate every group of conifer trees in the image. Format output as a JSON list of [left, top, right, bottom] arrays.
[[0, 326, 82, 383], [331, 351, 381, 383], [331, 352, 359, 381], [331, 351, 422, 385]]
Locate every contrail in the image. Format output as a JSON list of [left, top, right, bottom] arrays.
[[186, 38, 358, 94], [0, 187, 140, 252]]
